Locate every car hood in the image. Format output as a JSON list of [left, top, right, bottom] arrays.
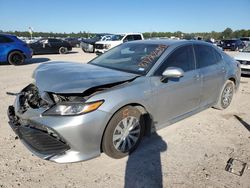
[[234, 52, 250, 61], [33, 61, 138, 94], [81, 38, 99, 45]]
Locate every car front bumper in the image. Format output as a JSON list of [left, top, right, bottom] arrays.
[[240, 64, 250, 75], [81, 43, 94, 52], [7, 95, 111, 163]]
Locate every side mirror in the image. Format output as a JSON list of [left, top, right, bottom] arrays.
[[161, 67, 184, 82]]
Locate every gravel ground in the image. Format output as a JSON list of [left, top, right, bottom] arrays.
[[0, 48, 249, 188]]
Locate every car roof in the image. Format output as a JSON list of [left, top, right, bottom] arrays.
[[0, 33, 16, 37], [116, 33, 143, 35], [127, 39, 210, 47]]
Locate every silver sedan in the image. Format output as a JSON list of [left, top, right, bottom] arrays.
[[8, 40, 241, 163]]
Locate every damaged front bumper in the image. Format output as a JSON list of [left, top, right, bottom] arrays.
[[7, 93, 112, 163], [8, 105, 70, 160]]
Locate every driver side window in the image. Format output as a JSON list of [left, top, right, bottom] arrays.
[[155, 45, 195, 75]]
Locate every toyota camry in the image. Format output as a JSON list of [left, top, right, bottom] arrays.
[[8, 40, 241, 163]]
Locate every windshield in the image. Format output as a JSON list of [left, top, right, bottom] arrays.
[[223, 40, 236, 44], [243, 45, 250, 52], [91, 34, 106, 40], [110, 34, 125, 41], [89, 43, 167, 75], [101, 35, 112, 41]]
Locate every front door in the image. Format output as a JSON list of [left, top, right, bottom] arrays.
[[151, 44, 202, 128]]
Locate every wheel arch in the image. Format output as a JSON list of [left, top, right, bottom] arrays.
[[7, 49, 26, 58], [228, 77, 236, 84], [227, 76, 238, 91], [100, 103, 151, 152]]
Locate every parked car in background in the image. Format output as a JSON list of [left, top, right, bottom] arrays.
[[0, 33, 32, 65], [8, 40, 240, 163], [95, 33, 144, 54], [80, 33, 111, 53], [234, 45, 250, 75], [240, 37, 250, 47], [221, 39, 245, 51], [29, 38, 72, 54], [64, 37, 81, 48]]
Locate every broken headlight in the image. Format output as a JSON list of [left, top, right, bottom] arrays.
[[43, 100, 104, 116]]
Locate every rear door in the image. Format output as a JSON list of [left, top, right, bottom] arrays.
[[194, 44, 225, 106], [32, 39, 48, 54], [0, 36, 13, 61], [48, 39, 62, 53]]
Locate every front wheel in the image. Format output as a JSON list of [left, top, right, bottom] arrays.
[[8, 51, 25, 65], [214, 80, 235, 110], [102, 106, 145, 159]]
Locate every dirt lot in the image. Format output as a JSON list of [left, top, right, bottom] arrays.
[[0, 48, 249, 188]]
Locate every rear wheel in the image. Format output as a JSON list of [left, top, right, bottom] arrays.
[[214, 80, 235, 110], [102, 106, 145, 159], [8, 51, 25, 65], [59, 47, 68, 54]]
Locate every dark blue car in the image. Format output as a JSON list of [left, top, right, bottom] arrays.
[[0, 33, 32, 65]]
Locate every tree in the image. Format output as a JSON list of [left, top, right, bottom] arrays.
[[222, 27, 233, 39]]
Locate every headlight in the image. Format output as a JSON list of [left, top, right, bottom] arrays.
[[103, 44, 111, 49], [43, 100, 104, 116]]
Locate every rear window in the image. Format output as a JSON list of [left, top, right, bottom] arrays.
[[223, 40, 236, 44], [123, 35, 142, 42], [133, 35, 142, 40], [0, 35, 14, 43], [48, 38, 61, 43]]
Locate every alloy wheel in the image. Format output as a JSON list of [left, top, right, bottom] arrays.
[[222, 83, 233, 108]]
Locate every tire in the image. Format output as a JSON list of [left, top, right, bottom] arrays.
[[102, 106, 145, 159], [59, 47, 68, 54], [213, 80, 235, 110], [8, 51, 25, 65]]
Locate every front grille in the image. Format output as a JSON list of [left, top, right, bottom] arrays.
[[18, 126, 69, 155], [95, 44, 104, 49], [239, 60, 250, 65], [241, 68, 250, 73]]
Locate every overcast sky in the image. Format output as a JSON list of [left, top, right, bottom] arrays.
[[1, 0, 250, 33]]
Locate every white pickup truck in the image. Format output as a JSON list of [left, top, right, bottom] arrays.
[[95, 33, 144, 54]]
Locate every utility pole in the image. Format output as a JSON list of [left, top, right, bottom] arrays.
[[28, 27, 33, 40]]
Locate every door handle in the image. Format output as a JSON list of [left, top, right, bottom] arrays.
[[221, 67, 226, 73]]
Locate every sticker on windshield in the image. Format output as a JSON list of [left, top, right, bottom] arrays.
[[138, 45, 167, 68]]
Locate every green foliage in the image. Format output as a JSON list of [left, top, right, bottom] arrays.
[[222, 27, 233, 39], [144, 28, 250, 40], [1, 30, 91, 38], [1, 28, 250, 40]]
